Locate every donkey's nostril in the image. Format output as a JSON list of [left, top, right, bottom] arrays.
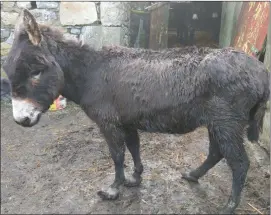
[[17, 117, 31, 127]]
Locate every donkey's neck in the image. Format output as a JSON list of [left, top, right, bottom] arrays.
[[48, 39, 101, 104]]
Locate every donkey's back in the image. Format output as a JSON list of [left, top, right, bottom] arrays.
[[94, 46, 269, 136]]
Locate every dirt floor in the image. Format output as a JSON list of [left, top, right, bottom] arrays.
[[1, 102, 270, 214]]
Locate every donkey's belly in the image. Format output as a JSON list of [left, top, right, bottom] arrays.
[[135, 114, 199, 134]]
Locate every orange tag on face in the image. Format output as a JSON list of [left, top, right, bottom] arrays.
[[49, 95, 67, 111]]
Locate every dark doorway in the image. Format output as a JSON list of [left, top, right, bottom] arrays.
[[167, 2, 222, 48]]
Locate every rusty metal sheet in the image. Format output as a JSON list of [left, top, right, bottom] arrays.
[[232, 2, 270, 57], [148, 3, 170, 50]]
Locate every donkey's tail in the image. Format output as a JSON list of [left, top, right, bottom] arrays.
[[247, 74, 270, 142]]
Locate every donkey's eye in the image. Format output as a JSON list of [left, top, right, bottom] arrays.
[[31, 71, 42, 79]]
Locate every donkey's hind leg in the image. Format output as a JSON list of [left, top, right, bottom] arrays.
[[182, 128, 223, 182], [216, 125, 249, 214], [183, 121, 249, 214]]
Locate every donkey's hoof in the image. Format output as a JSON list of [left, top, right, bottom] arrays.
[[97, 187, 119, 200], [124, 175, 142, 187], [219, 208, 234, 214], [181, 172, 199, 183], [219, 205, 235, 214]]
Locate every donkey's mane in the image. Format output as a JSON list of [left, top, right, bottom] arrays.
[[37, 23, 218, 61], [39, 24, 64, 41], [38, 24, 87, 50]]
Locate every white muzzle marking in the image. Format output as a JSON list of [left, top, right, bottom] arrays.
[[12, 98, 41, 124]]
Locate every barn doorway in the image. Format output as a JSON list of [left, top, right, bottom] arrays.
[[167, 2, 222, 48], [131, 2, 223, 50]]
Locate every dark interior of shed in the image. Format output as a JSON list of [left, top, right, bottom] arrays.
[[167, 2, 222, 48]]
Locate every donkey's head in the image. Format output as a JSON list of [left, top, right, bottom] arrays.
[[3, 9, 64, 127]]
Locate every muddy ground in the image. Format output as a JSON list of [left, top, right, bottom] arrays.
[[1, 102, 270, 214]]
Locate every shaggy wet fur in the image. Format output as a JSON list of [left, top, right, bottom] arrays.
[[3, 11, 270, 214]]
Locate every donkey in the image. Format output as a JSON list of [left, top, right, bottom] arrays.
[[3, 9, 270, 214]]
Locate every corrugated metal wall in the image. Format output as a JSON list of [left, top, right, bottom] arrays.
[[220, 2, 270, 72], [232, 2, 270, 57]]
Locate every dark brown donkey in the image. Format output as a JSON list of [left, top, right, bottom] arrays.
[[3, 9, 270, 214]]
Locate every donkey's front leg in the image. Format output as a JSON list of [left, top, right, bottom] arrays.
[[97, 124, 126, 200]]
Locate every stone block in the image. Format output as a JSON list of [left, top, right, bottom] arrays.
[[1, 29, 10, 42], [1, 42, 12, 56], [1, 56, 8, 78], [59, 2, 97, 26], [102, 27, 124, 46], [1, 67, 8, 79], [1, 56, 7, 65], [2, 2, 15, 8], [5, 31, 14, 45], [101, 2, 130, 26], [30, 9, 58, 25], [36, 1, 59, 9], [70, 28, 81, 35], [1, 12, 19, 26], [63, 33, 78, 41], [16, 2, 32, 9], [80, 26, 127, 50], [80, 26, 103, 50]]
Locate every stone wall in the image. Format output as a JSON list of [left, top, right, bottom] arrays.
[[1, 1, 131, 49]]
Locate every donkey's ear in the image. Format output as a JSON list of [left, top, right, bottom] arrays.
[[22, 9, 42, 46]]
